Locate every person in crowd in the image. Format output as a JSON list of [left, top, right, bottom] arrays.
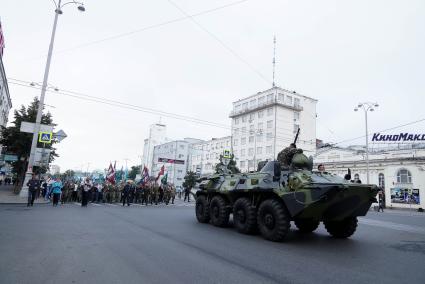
[[317, 164, 325, 172], [51, 178, 63, 207], [184, 185, 191, 202], [122, 180, 132, 206], [26, 174, 40, 207], [378, 189, 385, 212], [81, 178, 92, 207], [72, 182, 78, 202]]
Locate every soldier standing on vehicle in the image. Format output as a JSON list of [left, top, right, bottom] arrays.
[[277, 143, 302, 168]]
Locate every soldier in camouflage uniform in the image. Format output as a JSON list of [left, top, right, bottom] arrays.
[[277, 143, 303, 169], [170, 184, 176, 204], [152, 184, 159, 205]]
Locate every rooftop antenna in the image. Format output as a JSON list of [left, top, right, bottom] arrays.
[[272, 35, 276, 87]]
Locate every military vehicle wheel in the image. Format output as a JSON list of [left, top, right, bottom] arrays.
[[196, 195, 210, 223], [210, 196, 230, 227], [257, 199, 290, 242], [294, 219, 320, 233], [324, 217, 358, 238], [233, 198, 257, 234]]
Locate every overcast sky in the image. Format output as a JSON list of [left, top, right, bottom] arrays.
[[1, 0, 424, 172]]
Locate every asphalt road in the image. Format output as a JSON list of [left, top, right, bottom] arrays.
[[0, 200, 424, 284]]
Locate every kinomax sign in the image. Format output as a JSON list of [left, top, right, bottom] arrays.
[[372, 133, 425, 142]]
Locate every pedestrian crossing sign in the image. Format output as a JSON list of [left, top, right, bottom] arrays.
[[223, 150, 231, 159], [38, 131, 53, 144]]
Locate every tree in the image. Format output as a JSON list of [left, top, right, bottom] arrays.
[[128, 165, 141, 180], [214, 154, 240, 174], [0, 97, 59, 183], [60, 170, 75, 181], [183, 171, 197, 189]]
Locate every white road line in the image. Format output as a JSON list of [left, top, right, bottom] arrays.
[[91, 203, 102, 207], [104, 203, 118, 207], [359, 218, 425, 235]]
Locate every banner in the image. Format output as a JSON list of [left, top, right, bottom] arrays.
[[390, 188, 420, 205]]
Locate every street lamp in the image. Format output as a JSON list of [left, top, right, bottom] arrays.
[[20, 0, 85, 197], [354, 102, 379, 184]]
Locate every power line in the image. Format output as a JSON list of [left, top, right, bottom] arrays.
[[166, 0, 271, 85], [8, 78, 311, 145], [23, 0, 252, 61]]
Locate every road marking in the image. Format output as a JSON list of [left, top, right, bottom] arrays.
[[359, 218, 425, 235], [91, 203, 102, 207], [104, 203, 118, 207]]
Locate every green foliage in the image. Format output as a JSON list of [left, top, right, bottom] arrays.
[[128, 165, 141, 180], [0, 97, 59, 181], [183, 171, 197, 189], [214, 154, 240, 174], [60, 169, 75, 181]]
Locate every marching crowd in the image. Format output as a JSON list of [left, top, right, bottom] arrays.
[[26, 175, 193, 207]]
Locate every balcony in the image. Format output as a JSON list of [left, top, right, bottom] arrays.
[[229, 98, 303, 118]]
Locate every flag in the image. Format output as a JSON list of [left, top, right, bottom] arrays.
[[106, 162, 116, 184], [161, 172, 168, 185], [156, 165, 165, 181], [142, 166, 149, 184], [0, 20, 4, 57]]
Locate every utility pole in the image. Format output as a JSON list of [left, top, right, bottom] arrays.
[[354, 102, 379, 184], [20, 0, 85, 197]]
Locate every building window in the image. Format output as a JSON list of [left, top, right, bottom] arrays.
[[257, 147, 262, 155], [397, 169, 412, 183], [249, 113, 255, 121], [233, 139, 238, 146], [257, 134, 263, 142], [248, 148, 254, 156], [294, 98, 301, 108], [267, 120, 273, 129], [293, 124, 299, 134], [266, 133, 273, 141], [241, 149, 246, 157], [258, 110, 264, 118], [249, 99, 256, 108], [378, 173, 385, 189], [249, 124, 254, 131], [241, 137, 246, 145], [249, 136, 254, 143], [240, 161, 246, 168], [294, 112, 300, 120], [248, 160, 254, 168], [266, 146, 272, 154], [242, 115, 247, 123], [234, 128, 239, 136], [278, 93, 284, 102], [267, 94, 274, 103], [234, 118, 239, 125], [267, 108, 273, 116], [242, 102, 248, 109], [286, 95, 292, 105], [257, 122, 263, 130], [258, 96, 265, 105]]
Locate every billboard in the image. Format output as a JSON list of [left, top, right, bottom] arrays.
[[157, 158, 185, 165], [390, 188, 420, 205]]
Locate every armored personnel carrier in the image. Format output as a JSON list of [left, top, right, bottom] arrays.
[[195, 152, 378, 242]]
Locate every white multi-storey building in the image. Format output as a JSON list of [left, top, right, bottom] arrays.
[[230, 86, 317, 172], [0, 56, 11, 128], [189, 136, 232, 175], [142, 123, 168, 170], [151, 138, 203, 189], [314, 144, 425, 210]]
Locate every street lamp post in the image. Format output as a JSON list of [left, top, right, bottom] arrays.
[[354, 102, 379, 184], [20, 0, 85, 197]]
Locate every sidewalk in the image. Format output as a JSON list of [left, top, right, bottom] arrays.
[[0, 185, 49, 204]]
